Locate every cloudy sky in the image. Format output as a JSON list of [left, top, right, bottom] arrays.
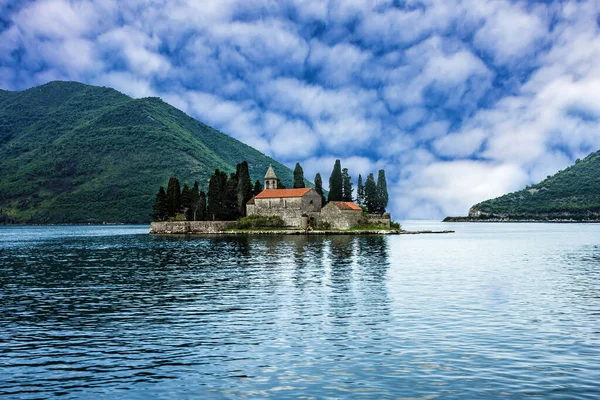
[[1, 0, 600, 218]]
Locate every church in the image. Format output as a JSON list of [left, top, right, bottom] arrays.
[[246, 165, 323, 227], [246, 165, 391, 229]]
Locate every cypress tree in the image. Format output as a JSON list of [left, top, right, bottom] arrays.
[[223, 172, 239, 220], [166, 176, 181, 217], [208, 169, 227, 221], [293, 163, 305, 188], [364, 173, 377, 213], [181, 183, 192, 210], [357, 174, 364, 206], [152, 186, 168, 221], [341, 168, 353, 202], [198, 191, 207, 221], [328, 159, 343, 202], [376, 169, 389, 214], [253, 180, 263, 196], [186, 181, 200, 221], [276, 178, 287, 189], [314, 173, 326, 206], [236, 161, 253, 217]]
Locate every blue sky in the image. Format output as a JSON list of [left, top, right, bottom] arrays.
[[1, 0, 600, 219]]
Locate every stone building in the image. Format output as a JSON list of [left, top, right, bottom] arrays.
[[320, 201, 363, 229], [246, 166, 391, 229], [246, 166, 322, 227]]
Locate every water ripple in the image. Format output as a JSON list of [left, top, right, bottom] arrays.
[[1, 224, 599, 398]]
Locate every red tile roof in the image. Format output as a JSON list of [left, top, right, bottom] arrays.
[[330, 201, 362, 211], [255, 188, 313, 199]]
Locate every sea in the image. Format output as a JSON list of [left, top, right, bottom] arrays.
[[1, 222, 599, 399]]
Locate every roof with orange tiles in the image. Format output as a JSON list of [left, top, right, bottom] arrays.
[[255, 188, 313, 199], [329, 201, 362, 211]]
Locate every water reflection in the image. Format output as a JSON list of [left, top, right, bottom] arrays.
[[1, 226, 600, 399]]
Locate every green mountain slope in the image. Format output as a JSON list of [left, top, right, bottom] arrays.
[[462, 150, 600, 221], [0, 81, 296, 224]]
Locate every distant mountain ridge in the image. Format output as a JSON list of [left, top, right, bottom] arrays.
[[445, 150, 600, 222], [0, 81, 296, 224]]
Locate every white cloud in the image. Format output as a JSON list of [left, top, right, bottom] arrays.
[[3, 0, 600, 220]]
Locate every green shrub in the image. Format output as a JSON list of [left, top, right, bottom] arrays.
[[237, 215, 285, 229], [391, 221, 401, 230]]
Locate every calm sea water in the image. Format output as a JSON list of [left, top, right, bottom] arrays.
[[1, 222, 599, 399]]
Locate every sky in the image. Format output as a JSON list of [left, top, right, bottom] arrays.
[[1, 0, 600, 219]]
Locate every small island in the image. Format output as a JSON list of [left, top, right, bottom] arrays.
[[149, 162, 453, 235]]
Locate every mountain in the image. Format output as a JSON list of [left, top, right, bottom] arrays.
[[0, 81, 297, 224], [445, 150, 600, 222]]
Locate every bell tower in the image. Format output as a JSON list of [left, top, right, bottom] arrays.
[[264, 165, 277, 190]]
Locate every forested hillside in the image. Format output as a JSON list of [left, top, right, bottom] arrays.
[[0, 81, 295, 224], [463, 150, 600, 221]]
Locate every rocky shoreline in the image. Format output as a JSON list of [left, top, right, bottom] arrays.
[[443, 216, 600, 223], [149, 221, 454, 235]]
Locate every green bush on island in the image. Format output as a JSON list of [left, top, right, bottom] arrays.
[[237, 215, 285, 229]]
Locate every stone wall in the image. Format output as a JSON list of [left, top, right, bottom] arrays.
[[316, 206, 391, 230], [150, 221, 237, 234], [363, 213, 391, 228], [319, 204, 362, 229]]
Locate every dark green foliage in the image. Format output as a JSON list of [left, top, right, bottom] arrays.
[[276, 179, 287, 189], [364, 173, 378, 213], [469, 150, 600, 220], [185, 181, 200, 221], [253, 180, 262, 196], [223, 172, 239, 220], [328, 159, 343, 202], [181, 183, 192, 209], [166, 176, 181, 217], [376, 169, 388, 213], [208, 169, 228, 221], [237, 214, 285, 229], [314, 173, 326, 206], [357, 174, 364, 205], [197, 191, 207, 221], [0, 81, 300, 224], [342, 168, 353, 202], [293, 163, 305, 188], [236, 161, 253, 217], [152, 186, 168, 221]]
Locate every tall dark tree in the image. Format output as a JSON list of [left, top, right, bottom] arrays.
[[314, 173, 326, 206], [341, 168, 353, 202], [236, 161, 253, 217], [253, 180, 263, 196], [328, 159, 343, 202], [376, 169, 389, 214], [186, 181, 200, 221], [197, 191, 207, 221], [293, 163, 305, 188], [364, 173, 378, 213], [222, 172, 239, 220], [181, 183, 192, 210], [166, 176, 181, 217], [357, 174, 365, 206], [207, 169, 228, 221], [152, 186, 168, 221]]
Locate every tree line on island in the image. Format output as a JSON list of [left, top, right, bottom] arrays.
[[152, 159, 388, 222]]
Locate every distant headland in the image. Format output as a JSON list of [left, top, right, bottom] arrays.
[[444, 150, 600, 222]]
